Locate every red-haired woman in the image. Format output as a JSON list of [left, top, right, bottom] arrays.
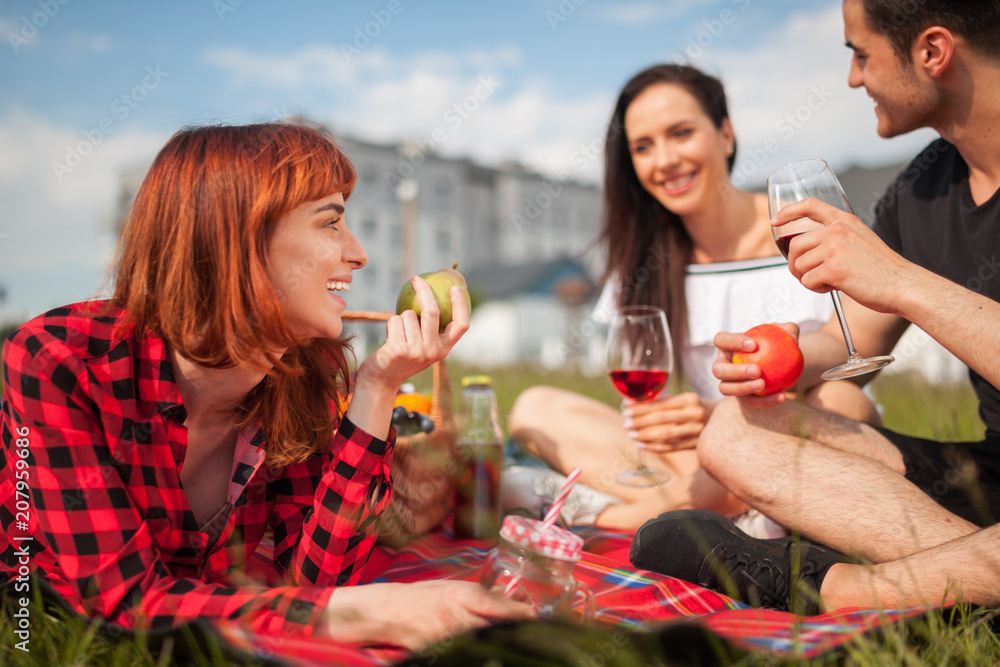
[[0, 121, 532, 648]]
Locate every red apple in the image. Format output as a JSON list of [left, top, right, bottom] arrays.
[[732, 324, 805, 396]]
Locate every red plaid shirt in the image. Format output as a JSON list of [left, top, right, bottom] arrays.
[[1, 301, 395, 635]]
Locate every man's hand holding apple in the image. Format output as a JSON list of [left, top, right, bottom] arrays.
[[712, 322, 804, 409]]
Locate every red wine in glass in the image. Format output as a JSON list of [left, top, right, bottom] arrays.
[[767, 159, 894, 380], [606, 306, 673, 487], [609, 369, 669, 402], [775, 231, 806, 259]]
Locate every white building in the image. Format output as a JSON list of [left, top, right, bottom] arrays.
[[331, 136, 604, 363], [334, 136, 604, 311]]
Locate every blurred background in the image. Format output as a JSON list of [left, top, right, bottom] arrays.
[[0, 0, 963, 381]]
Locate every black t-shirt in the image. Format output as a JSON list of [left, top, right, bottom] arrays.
[[871, 139, 1000, 437]]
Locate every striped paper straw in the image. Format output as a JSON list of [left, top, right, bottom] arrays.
[[540, 467, 581, 532], [502, 468, 583, 599], [503, 570, 522, 598]]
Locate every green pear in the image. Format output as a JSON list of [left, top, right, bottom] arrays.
[[395, 265, 472, 333]]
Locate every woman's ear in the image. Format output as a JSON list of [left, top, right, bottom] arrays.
[[720, 118, 735, 155]]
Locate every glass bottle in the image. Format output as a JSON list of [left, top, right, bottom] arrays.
[[452, 375, 504, 540]]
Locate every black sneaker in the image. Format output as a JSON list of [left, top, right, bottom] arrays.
[[629, 509, 847, 615]]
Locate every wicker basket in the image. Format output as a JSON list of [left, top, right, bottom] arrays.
[[342, 311, 455, 547]]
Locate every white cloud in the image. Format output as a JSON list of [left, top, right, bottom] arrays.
[[200, 4, 940, 191], [68, 30, 112, 54], [0, 110, 167, 316], [586, 1, 715, 25], [203, 44, 360, 89], [203, 42, 612, 181], [694, 5, 938, 187], [2, 14, 41, 53]]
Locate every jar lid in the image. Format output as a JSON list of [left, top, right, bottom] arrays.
[[461, 375, 493, 388], [500, 515, 583, 561]]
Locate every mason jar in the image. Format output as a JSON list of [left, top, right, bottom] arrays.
[[479, 515, 594, 622]]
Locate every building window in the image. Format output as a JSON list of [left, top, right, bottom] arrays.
[[385, 173, 403, 202], [433, 180, 452, 211], [362, 214, 377, 239], [360, 165, 377, 193], [436, 229, 450, 254]]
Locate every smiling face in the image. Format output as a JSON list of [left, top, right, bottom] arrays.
[[624, 81, 734, 218], [843, 0, 938, 138], [267, 191, 367, 341]]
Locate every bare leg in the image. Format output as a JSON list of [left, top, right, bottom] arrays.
[[508, 386, 746, 528], [821, 523, 1000, 610], [804, 380, 882, 427], [698, 397, 979, 562]]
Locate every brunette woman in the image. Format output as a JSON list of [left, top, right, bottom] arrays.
[[507, 65, 880, 531]]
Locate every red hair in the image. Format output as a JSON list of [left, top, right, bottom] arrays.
[[111, 120, 357, 467]]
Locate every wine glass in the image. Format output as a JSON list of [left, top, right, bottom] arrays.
[[606, 306, 673, 487], [767, 159, 894, 380]]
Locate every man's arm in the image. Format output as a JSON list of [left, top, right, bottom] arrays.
[[776, 197, 1000, 390], [797, 297, 911, 392], [894, 263, 1000, 389]]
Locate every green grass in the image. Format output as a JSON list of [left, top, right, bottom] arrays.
[[3, 363, 997, 665], [0, 593, 233, 667], [872, 371, 985, 441]]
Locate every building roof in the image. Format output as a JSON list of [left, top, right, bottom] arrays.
[[463, 256, 598, 302], [838, 162, 906, 226]]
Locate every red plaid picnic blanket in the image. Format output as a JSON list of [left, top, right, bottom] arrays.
[[209, 521, 930, 665]]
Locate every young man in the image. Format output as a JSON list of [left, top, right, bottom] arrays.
[[630, 0, 1000, 614]]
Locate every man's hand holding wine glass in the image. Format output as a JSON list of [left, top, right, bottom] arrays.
[[772, 196, 918, 317]]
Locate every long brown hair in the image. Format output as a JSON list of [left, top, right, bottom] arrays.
[[110, 120, 357, 468], [601, 64, 736, 372]]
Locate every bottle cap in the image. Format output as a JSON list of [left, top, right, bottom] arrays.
[[461, 375, 493, 388], [499, 515, 583, 561]]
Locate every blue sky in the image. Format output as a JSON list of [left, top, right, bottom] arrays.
[[0, 0, 939, 319]]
